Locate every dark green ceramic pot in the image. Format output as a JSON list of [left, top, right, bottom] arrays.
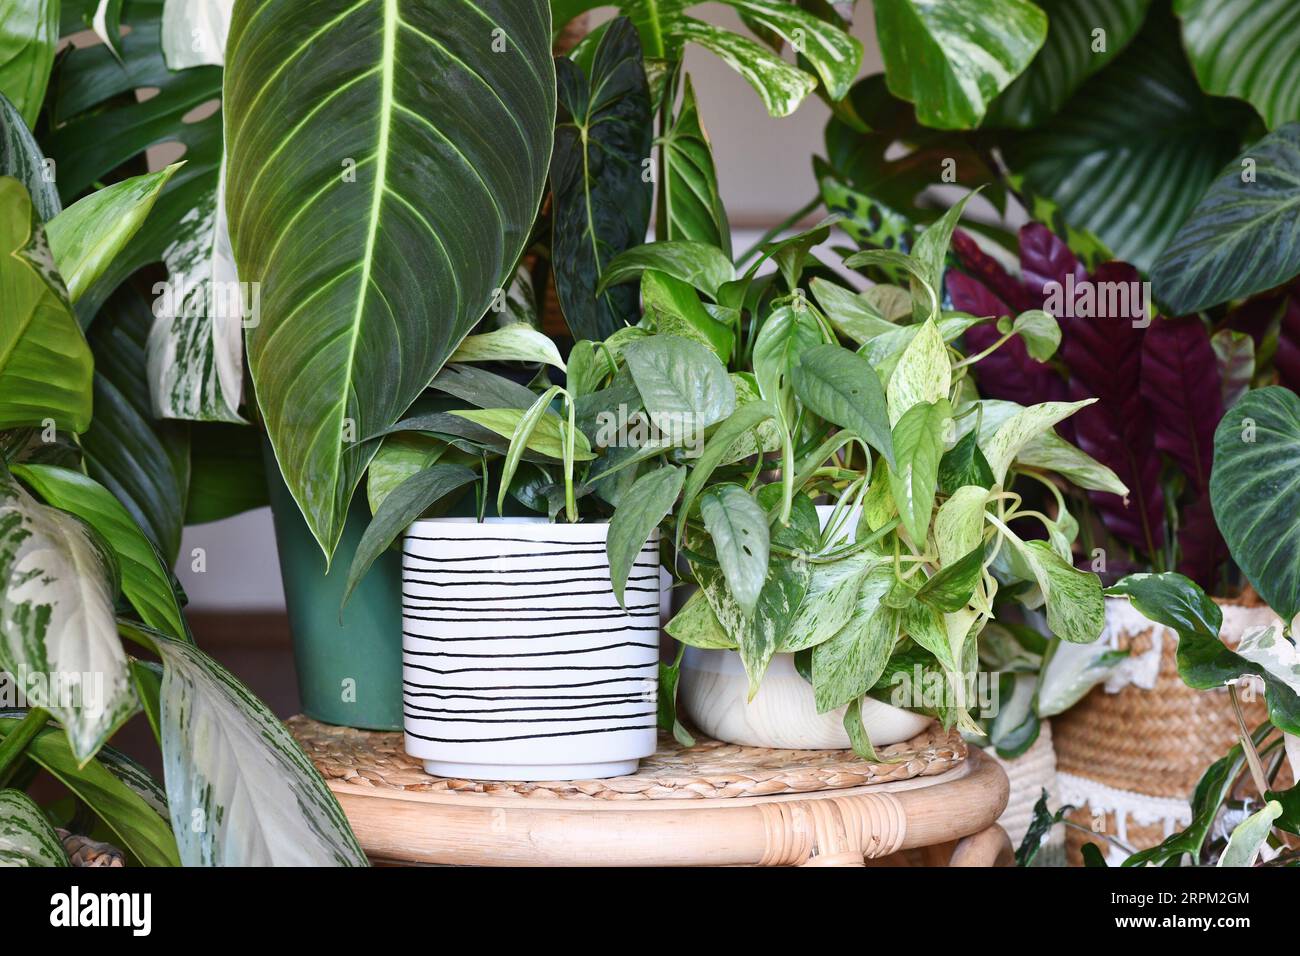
[[264, 445, 403, 730]]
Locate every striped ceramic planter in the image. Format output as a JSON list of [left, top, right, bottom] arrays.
[[401, 518, 661, 781]]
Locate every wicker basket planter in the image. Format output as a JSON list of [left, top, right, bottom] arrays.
[[987, 720, 1063, 863], [1052, 594, 1280, 864]]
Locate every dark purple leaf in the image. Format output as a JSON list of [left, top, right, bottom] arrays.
[[1018, 223, 1086, 306], [1276, 295, 1300, 393], [1060, 261, 1164, 557], [951, 229, 1036, 312], [1140, 316, 1223, 492], [1176, 493, 1227, 591]]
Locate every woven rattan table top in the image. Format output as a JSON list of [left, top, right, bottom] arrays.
[[289, 716, 967, 801]]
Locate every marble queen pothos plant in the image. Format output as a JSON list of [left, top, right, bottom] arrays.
[[646, 194, 1123, 754]]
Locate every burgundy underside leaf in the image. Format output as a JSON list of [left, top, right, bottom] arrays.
[[1139, 316, 1223, 492], [1177, 492, 1227, 591], [1018, 223, 1086, 304], [950, 229, 1036, 311], [1225, 292, 1284, 344], [1059, 261, 1164, 556], [1276, 295, 1300, 393]]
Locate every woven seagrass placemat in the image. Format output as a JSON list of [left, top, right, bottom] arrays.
[[288, 716, 966, 801]]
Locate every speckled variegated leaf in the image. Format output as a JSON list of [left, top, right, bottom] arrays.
[[161, 0, 232, 68], [934, 484, 990, 567], [873, 0, 1047, 129], [227, 0, 556, 558], [982, 399, 1094, 486], [0, 470, 137, 763], [669, 16, 816, 118], [0, 789, 67, 867], [0, 177, 93, 434], [0, 91, 59, 221], [719, 0, 863, 100], [1009, 536, 1105, 643], [119, 622, 366, 866], [783, 552, 880, 653], [1176, 0, 1300, 131], [664, 589, 737, 649], [885, 318, 948, 425]]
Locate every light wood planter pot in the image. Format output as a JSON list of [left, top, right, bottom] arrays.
[[291, 717, 1012, 867]]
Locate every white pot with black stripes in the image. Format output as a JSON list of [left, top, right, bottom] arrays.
[[401, 517, 662, 781]]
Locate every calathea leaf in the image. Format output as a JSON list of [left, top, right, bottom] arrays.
[[872, 0, 1047, 129], [0, 788, 67, 866], [888, 399, 950, 546], [1139, 315, 1223, 491], [0, 468, 137, 763], [225, 0, 555, 559], [119, 622, 367, 866], [658, 73, 730, 255], [0, 177, 93, 434], [792, 344, 894, 466], [0, 0, 58, 127], [984, 0, 1151, 128], [607, 465, 682, 607], [1174, 0, 1300, 131], [1212, 329, 1255, 410], [1210, 387, 1300, 622], [700, 483, 771, 619], [552, 16, 653, 340], [1152, 124, 1300, 314]]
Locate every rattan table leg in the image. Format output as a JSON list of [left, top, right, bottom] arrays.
[[948, 824, 1013, 867], [761, 792, 907, 866]]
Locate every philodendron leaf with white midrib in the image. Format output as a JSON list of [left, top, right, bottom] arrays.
[[119, 622, 367, 866], [0, 470, 136, 764], [0, 789, 67, 867], [224, 0, 556, 560]]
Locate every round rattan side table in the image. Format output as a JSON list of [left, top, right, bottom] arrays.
[[290, 717, 1012, 867]]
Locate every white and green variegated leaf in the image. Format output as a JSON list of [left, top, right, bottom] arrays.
[[1234, 625, 1300, 696], [986, 0, 1151, 128], [784, 552, 880, 653], [599, 240, 736, 300], [934, 484, 990, 567], [1176, 0, 1300, 131], [700, 484, 770, 618], [888, 399, 949, 545], [450, 324, 566, 371], [0, 471, 136, 763], [0, 91, 59, 221], [1036, 637, 1128, 716], [811, 565, 898, 712], [982, 399, 1095, 486], [92, 0, 127, 60], [720, 0, 863, 100], [225, 0, 556, 559], [1006, 535, 1105, 644], [872, 0, 1047, 129], [719, 372, 783, 465], [0, 789, 67, 867], [886, 318, 949, 426], [161, 0, 233, 68], [121, 622, 367, 866], [624, 334, 736, 433], [668, 16, 817, 118], [665, 588, 737, 650], [1218, 801, 1282, 867], [810, 278, 897, 345]]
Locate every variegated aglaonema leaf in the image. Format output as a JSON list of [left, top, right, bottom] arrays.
[[0, 470, 137, 763], [120, 622, 367, 866], [0, 177, 94, 435], [225, 0, 556, 559], [0, 789, 67, 866]]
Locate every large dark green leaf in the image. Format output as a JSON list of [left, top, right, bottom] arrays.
[[225, 0, 555, 560], [82, 284, 190, 564], [1175, 0, 1300, 131], [185, 422, 267, 524], [0, 90, 59, 220], [1210, 387, 1300, 622], [985, 0, 1151, 128], [552, 16, 652, 340], [659, 73, 729, 255], [0, 177, 93, 434], [791, 344, 894, 466], [873, 0, 1047, 129], [1152, 125, 1300, 314], [0, 0, 58, 127], [1001, 14, 1255, 270]]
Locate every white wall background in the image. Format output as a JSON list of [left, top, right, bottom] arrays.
[[178, 5, 889, 610]]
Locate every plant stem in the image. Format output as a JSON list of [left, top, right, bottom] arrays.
[[0, 708, 49, 787], [1230, 684, 1269, 797], [735, 195, 821, 266]]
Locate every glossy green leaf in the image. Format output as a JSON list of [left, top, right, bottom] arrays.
[[916, 545, 984, 613], [342, 464, 478, 610], [0, 91, 59, 221], [430, 364, 540, 413], [12, 463, 189, 641], [552, 16, 652, 340], [0, 0, 58, 127], [226, 0, 555, 559], [888, 400, 949, 545], [938, 429, 994, 495], [598, 240, 735, 300], [792, 344, 895, 466], [986, 0, 1151, 128], [1152, 125, 1300, 314], [1176, 0, 1300, 130], [1210, 387, 1300, 622], [0, 788, 67, 866], [999, 309, 1060, 362], [0, 177, 93, 434], [607, 465, 682, 607], [121, 622, 367, 866], [46, 165, 179, 305], [0, 468, 136, 765], [0, 714, 178, 866], [842, 697, 880, 761], [908, 190, 979, 318], [676, 400, 777, 548], [640, 271, 734, 362], [873, 0, 1047, 129], [753, 304, 823, 405], [497, 386, 565, 513], [623, 334, 736, 434], [700, 484, 770, 618], [659, 74, 730, 256]]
